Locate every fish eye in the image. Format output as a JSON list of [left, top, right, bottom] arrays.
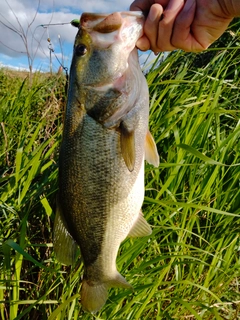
[[75, 44, 87, 56]]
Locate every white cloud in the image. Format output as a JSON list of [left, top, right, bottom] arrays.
[[0, 61, 35, 72], [39, 0, 132, 13], [0, 7, 77, 57]]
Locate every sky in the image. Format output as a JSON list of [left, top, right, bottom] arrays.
[[0, 0, 157, 73]]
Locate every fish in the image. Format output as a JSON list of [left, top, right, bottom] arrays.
[[53, 11, 159, 313]]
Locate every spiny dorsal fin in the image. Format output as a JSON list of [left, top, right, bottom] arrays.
[[128, 211, 152, 237], [120, 121, 135, 172], [145, 130, 159, 167], [53, 198, 78, 266]]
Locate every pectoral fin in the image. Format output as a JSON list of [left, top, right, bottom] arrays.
[[120, 121, 135, 172], [53, 198, 78, 266], [145, 130, 159, 167], [128, 211, 152, 237]]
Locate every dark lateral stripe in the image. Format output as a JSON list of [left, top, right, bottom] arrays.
[[58, 117, 109, 266]]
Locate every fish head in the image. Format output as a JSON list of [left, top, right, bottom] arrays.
[[71, 11, 144, 88]]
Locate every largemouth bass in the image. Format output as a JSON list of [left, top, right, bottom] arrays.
[[53, 11, 159, 313]]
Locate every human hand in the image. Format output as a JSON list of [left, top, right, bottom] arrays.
[[130, 0, 238, 52]]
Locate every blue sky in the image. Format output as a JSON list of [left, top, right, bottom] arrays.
[[0, 0, 156, 73]]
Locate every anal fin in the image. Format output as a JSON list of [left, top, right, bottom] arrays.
[[145, 130, 159, 167], [53, 198, 78, 266], [120, 121, 135, 172], [128, 211, 152, 237]]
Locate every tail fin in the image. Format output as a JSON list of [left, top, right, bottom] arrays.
[[81, 272, 132, 313], [81, 280, 108, 314]]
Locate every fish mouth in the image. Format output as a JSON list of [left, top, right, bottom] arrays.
[[78, 11, 142, 93], [79, 11, 144, 69], [80, 11, 144, 31], [81, 11, 144, 19], [80, 11, 144, 36]]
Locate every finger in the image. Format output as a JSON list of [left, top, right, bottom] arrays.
[[135, 35, 151, 51], [171, 0, 199, 51], [130, 0, 169, 12], [156, 0, 185, 51], [144, 4, 164, 53], [130, 0, 151, 11], [172, 0, 232, 51]]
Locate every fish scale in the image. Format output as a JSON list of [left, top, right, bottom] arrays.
[[53, 11, 159, 313]]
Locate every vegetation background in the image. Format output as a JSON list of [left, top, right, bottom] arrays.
[[0, 19, 240, 320]]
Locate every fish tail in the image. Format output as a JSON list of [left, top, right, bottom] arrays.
[[81, 279, 108, 313], [81, 272, 132, 313]]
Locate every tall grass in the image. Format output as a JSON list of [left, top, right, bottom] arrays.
[[1, 24, 240, 319]]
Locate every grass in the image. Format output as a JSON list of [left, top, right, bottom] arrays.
[[0, 24, 240, 319]]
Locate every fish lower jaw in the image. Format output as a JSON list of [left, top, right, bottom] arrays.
[[87, 82, 114, 92], [84, 71, 128, 92]]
